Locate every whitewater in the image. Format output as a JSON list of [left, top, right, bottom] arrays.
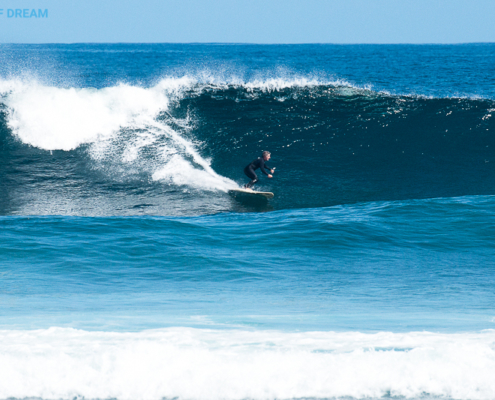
[[1, 43, 495, 400], [1, 328, 495, 400]]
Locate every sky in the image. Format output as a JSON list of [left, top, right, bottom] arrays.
[[0, 0, 494, 44]]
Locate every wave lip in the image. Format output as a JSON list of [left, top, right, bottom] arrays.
[[1, 327, 495, 400]]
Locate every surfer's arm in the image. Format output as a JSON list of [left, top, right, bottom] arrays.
[[259, 161, 274, 175], [259, 163, 269, 175], [264, 164, 274, 174]]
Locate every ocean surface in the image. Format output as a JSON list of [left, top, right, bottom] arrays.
[[1, 43, 495, 400]]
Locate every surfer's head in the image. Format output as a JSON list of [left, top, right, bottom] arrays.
[[262, 151, 271, 161]]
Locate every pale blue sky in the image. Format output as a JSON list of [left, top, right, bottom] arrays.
[[0, 0, 494, 44]]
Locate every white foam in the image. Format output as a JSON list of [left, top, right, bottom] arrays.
[[0, 78, 238, 191], [151, 154, 235, 191], [3, 80, 169, 151], [0, 327, 494, 400], [151, 71, 351, 93]]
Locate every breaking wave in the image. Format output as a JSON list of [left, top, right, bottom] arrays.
[[0, 74, 494, 215]]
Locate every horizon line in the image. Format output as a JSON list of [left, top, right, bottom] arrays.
[[1, 41, 495, 46]]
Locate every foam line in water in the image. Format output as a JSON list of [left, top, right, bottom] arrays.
[[0, 327, 494, 400]]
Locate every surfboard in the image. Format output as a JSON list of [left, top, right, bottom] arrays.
[[229, 188, 274, 199]]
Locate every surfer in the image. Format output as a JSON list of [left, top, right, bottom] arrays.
[[244, 151, 274, 189]]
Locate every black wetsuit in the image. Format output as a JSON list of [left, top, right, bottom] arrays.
[[244, 157, 272, 188]]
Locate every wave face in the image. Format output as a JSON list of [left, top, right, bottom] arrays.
[[1, 44, 495, 215]]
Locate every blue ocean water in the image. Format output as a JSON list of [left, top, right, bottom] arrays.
[[1, 44, 495, 400]]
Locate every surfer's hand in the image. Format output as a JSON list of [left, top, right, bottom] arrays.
[[270, 169, 274, 174], [268, 174, 273, 178]]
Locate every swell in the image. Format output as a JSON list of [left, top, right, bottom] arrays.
[[2, 196, 495, 332], [1, 80, 494, 215]]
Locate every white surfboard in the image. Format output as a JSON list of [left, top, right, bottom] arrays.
[[229, 188, 274, 199]]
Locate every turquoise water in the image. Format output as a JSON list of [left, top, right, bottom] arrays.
[[0, 44, 495, 400], [2, 197, 495, 332]]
